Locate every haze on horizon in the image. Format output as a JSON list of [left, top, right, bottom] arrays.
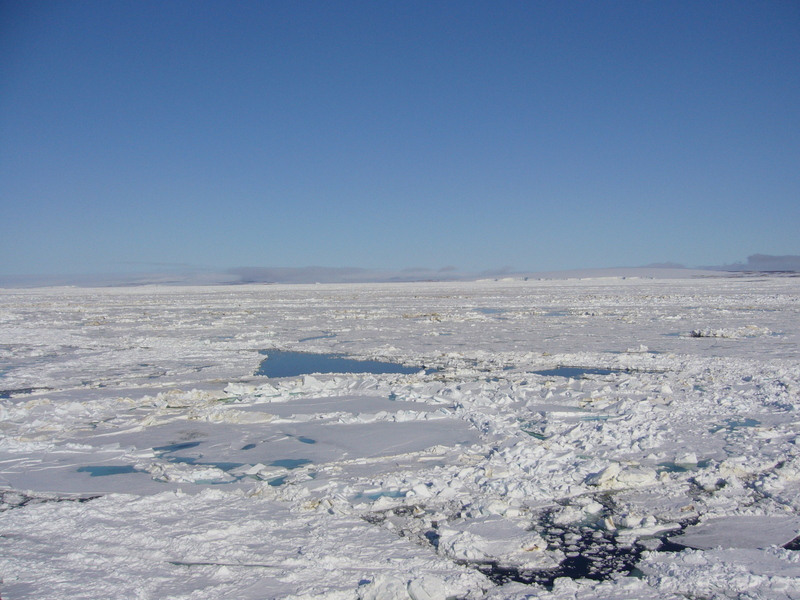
[[1, 1, 798, 277]]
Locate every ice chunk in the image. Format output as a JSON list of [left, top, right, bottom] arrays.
[[358, 575, 410, 600], [147, 462, 235, 484], [586, 463, 657, 489], [202, 408, 273, 424], [407, 576, 446, 600]]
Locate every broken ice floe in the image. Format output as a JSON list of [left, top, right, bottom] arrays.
[[687, 325, 775, 338], [436, 515, 556, 569], [671, 515, 800, 550]]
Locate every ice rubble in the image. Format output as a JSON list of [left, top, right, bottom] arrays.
[[688, 325, 775, 338], [1, 277, 800, 599]]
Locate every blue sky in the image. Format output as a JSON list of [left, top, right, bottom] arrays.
[[2, 1, 798, 276]]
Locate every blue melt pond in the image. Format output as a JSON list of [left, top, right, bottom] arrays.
[[153, 442, 202, 453], [78, 465, 140, 477], [534, 367, 620, 378], [256, 351, 421, 378], [270, 458, 312, 469], [709, 418, 761, 433]]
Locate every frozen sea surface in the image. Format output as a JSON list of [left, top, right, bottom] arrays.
[[1, 275, 800, 599]]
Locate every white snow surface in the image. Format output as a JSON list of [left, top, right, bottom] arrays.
[[1, 275, 800, 599]]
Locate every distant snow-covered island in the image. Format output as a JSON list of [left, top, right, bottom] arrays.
[[3, 253, 798, 288]]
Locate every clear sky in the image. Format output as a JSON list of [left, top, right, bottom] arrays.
[[2, 1, 798, 276]]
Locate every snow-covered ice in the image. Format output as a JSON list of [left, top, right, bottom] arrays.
[[1, 274, 799, 598]]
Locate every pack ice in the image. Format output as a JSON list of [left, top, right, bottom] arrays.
[[1, 274, 799, 599]]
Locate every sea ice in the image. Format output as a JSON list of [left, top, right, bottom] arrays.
[[1, 275, 799, 598]]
